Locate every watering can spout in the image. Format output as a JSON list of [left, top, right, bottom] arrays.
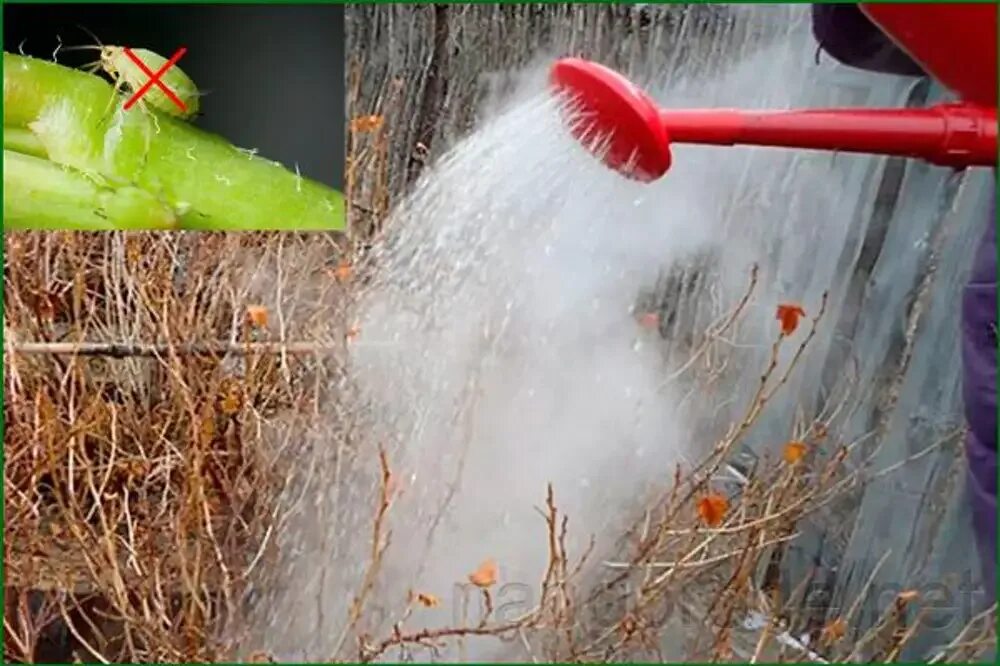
[[550, 56, 997, 182], [654, 105, 997, 168]]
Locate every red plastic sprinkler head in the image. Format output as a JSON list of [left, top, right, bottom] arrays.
[[550, 57, 997, 184], [550, 58, 672, 182]]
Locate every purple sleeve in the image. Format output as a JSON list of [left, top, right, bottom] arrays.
[[811, 4, 926, 77], [963, 191, 997, 603]]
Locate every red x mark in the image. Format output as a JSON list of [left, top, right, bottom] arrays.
[[122, 46, 189, 112]]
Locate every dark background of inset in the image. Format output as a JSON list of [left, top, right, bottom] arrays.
[[4, 3, 345, 190]]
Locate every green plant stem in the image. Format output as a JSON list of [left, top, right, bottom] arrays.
[[3, 53, 344, 230], [4, 126, 48, 158], [3, 150, 178, 230]]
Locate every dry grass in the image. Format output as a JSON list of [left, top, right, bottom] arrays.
[[3, 231, 352, 662]]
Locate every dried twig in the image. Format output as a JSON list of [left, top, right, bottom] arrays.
[[8, 341, 338, 357]]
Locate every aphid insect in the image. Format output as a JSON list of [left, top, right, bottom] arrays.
[[64, 27, 202, 121]]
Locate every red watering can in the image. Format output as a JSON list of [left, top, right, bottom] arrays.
[[550, 3, 997, 182]]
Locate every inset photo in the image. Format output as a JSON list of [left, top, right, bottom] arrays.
[[3, 3, 345, 230]]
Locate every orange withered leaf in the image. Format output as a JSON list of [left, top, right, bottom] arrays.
[[333, 260, 353, 282], [350, 114, 384, 133], [782, 440, 807, 464], [246, 305, 269, 328], [897, 589, 919, 603], [697, 493, 728, 527], [415, 592, 440, 608], [638, 312, 660, 330], [775, 303, 807, 336], [619, 613, 638, 638], [220, 391, 241, 416], [821, 617, 847, 643], [468, 558, 498, 588]]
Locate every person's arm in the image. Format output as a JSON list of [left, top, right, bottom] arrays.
[[811, 4, 926, 77]]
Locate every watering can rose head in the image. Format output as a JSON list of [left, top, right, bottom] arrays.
[[549, 50, 996, 182], [550, 57, 671, 182]]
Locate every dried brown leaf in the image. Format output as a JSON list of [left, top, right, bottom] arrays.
[[468, 558, 498, 588], [697, 493, 728, 527], [782, 440, 807, 464], [350, 114, 384, 133], [638, 312, 660, 330], [415, 592, 439, 608], [246, 305, 269, 328], [821, 617, 847, 643], [776, 302, 806, 335]]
